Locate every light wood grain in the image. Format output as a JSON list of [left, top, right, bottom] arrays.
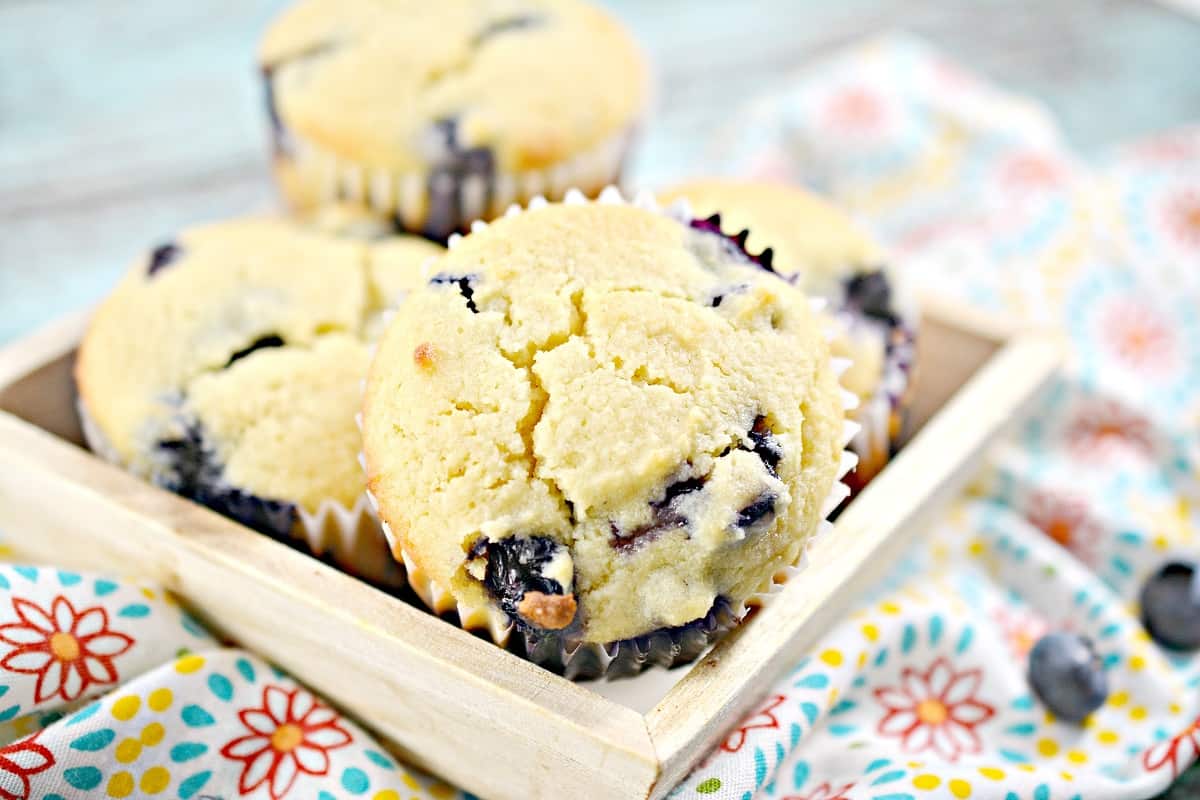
[[0, 396, 657, 799], [0, 305, 1059, 800], [645, 325, 1061, 797]]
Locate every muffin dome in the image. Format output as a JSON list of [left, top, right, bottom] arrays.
[[362, 199, 845, 650], [259, 0, 649, 237], [662, 179, 917, 489], [76, 217, 442, 576]]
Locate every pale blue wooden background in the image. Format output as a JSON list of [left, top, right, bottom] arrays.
[[2, 0, 1199, 344]]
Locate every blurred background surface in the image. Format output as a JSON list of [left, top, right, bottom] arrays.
[[1, 0, 1199, 342]]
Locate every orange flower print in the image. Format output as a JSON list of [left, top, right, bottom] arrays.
[[0, 596, 134, 704], [783, 782, 857, 800], [1143, 715, 1200, 778], [874, 657, 995, 762], [1024, 489, 1103, 566], [220, 685, 353, 800], [1164, 188, 1200, 250], [721, 694, 787, 753], [1000, 152, 1068, 192], [991, 605, 1049, 660], [1065, 397, 1155, 462], [0, 734, 54, 800], [1101, 298, 1179, 377], [824, 87, 884, 134]]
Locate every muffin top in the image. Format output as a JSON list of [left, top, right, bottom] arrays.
[[362, 200, 844, 644], [76, 217, 442, 516], [661, 179, 904, 408], [259, 0, 648, 172]]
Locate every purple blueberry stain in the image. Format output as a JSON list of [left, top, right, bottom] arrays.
[[155, 419, 296, 539], [146, 243, 182, 278], [473, 14, 544, 45], [745, 415, 783, 476], [689, 214, 776, 274], [735, 492, 777, 530], [422, 118, 496, 241], [611, 475, 705, 553]]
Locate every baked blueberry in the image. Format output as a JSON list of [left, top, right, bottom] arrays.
[[258, 0, 647, 239], [1028, 632, 1108, 722], [1140, 561, 1200, 651], [362, 200, 844, 675], [471, 535, 577, 632], [77, 216, 443, 586], [146, 243, 182, 277], [844, 269, 899, 327], [611, 475, 705, 553], [156, 419, 297, 539], [429, 271, 479, 313], [664, 180, 918, 497], [225, 335, 286, 368]]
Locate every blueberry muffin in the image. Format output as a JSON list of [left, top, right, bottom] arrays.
[[76, 217, 442, 584], [661, 179, 917, 495], [258, 0, 648, 241], [361, 195, 852, 677]]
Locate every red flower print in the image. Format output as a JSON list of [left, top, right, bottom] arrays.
[[0, 596, 134, 704], [1065, 398, 1155, 462], [783, 782, 857, 800], [1000, 152, 1068, 193], [823, 87, 884, 133], [220, 685, 352, 799], [1143, 715, 1200, 778], [1100, 298, 1179, 377], [990, 605, 1049, 660], [873, 657, 995, 762], [721, 694, 787, 753], [1024, 489, 1103, 566], [1164, 188, 1200, 250], [0, 734, 54, 800]]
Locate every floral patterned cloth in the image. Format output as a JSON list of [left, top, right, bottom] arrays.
[[1, 34, 1198, 800], [669, 34, 1200, 800], [0, 564, 463, 799]]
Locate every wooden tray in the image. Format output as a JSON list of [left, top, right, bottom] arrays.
[[0, 299, 1059, 800]]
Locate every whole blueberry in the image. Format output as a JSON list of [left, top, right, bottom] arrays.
[[1140, 561, 1200, 651], [1028, 632, 1108, 723]]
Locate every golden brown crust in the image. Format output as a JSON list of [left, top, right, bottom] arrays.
[[517, 591, 578, 630]]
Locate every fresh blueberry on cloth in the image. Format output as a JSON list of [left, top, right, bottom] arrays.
[[1028, 632, 1108, 723]]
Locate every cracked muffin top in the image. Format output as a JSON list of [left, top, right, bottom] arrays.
[[362, 201, 845, 645], [76, 217, 442, 517], [661, 179, 906, 411], [258, 0, 648, 172]]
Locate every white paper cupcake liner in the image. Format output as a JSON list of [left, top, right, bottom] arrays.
[[274, 124, 637, 241], [824, 280, 918, 499], [358, 187, 861, 679], [77, 398, 403, 588]]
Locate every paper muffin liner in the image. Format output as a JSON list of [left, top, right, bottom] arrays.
[[839, 311, 918, 499], [77, 397, 403, 588], [359, 187, 860, 679], [270, 118, 638, 242]]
